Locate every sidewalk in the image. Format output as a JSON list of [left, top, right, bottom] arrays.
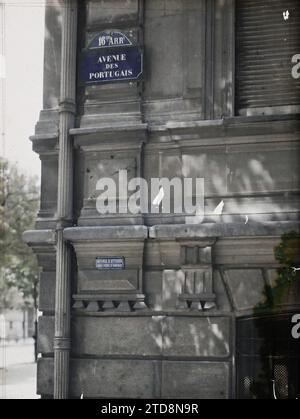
[[0, 363, 38, 399], [0, 339, 38, 399]]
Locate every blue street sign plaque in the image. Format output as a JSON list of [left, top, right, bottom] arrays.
[[80, 31, 143, 84], [96, 257, 125, 270]]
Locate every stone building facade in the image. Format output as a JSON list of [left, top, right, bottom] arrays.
[[24, 0, 300, 399]]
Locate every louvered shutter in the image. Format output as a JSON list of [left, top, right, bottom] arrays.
[[236, 0, 300, 115]]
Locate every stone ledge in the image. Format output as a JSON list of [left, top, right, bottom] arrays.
[[29, 133, 58, 142], [24, 222, 300, 245], [149, 113, 300, 133], [23, 229, 57, 245], [149, 221, 300, 240], [63, 225, 149, 242], [70, 122, 148, 136]]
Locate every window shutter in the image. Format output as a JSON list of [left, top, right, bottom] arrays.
[[236, 0, 300, 115]]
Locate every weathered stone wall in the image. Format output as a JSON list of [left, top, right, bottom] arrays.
[[25, 0, 300, 399]]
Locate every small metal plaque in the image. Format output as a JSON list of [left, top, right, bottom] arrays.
[[96, 257, 125, 270]]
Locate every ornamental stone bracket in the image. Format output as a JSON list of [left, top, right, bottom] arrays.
[[177, 239, 217, 311], [63, 226, 149, 313], [72, 294, 147, 312]]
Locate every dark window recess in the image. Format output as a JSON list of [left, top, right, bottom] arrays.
[[237, 314, 300, 399], [235, 0, 300, 115]]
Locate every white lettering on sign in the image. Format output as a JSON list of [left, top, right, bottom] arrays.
[[97, 54, 127, 64], [89, 69, 133, 80], [291, 54, 300, 79], [96, 257, 125, 270], [99, 35, 125, 47], [291, 314, 300, 339]]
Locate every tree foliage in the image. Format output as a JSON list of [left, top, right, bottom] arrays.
[[0, 158, 40, 310]]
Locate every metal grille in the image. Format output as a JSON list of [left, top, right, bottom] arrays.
[[274, 363, 289, 399], [235, 0, 300, 114], [237, 314, 300, 399]]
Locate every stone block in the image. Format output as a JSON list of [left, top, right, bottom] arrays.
[[162, 270, 185, 310], [37, 358, 54, 397], [39, 272, 55, 312], [144, 271, 163, 310], [37, 316, 54, 354], [72, 316, 162, 357], [78, 269, 138, 292], [71, 359, 161, 398], [37, 358, 161, 398], [227, 147, 299, 194], [163, 317, 231, 357], [213, 269, 232, 312], [86, 0, 139, 26], [161, 361, 230, 399], [225, 269, 266, 311]]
